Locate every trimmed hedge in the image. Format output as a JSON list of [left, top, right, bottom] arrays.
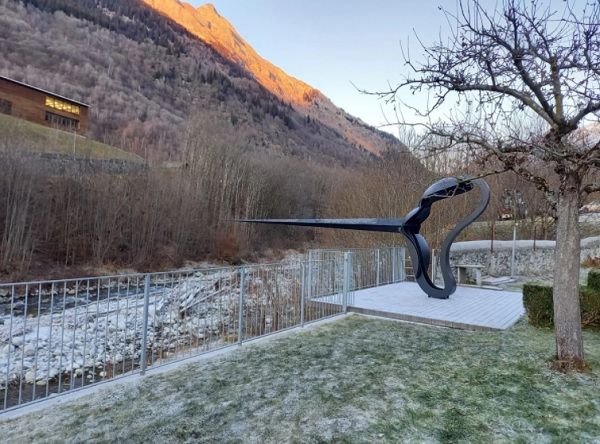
[[523, 271, 600, 328], [581, 286, 600, 327], [523, 283, 553, 327], [588, 269, 600, 291]]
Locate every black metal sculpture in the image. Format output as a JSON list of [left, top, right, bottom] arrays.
[[240, 177, 490, 299]]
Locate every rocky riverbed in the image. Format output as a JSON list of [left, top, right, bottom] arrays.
[[0, 266, 302, 392]]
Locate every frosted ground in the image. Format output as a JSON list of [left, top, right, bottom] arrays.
[[1, 315, 599, 443]]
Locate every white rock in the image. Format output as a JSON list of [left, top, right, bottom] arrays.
[[23, 344, 36, 356], [0, 344, 15, 355], [25, 370, 35, 383]]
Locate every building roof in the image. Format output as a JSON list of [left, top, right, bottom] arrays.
[[0, 75, 89, 107]]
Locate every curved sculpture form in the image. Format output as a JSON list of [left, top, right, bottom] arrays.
[[239, 177, 490, 299]]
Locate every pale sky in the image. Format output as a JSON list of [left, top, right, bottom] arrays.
[[188, 1, 586, 137]]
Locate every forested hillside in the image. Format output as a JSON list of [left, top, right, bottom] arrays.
[[0, 0, 403, 164], [0, 0, 428, 280], [141, 0, 404, 157]]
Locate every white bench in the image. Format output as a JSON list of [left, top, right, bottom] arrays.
[[455, 264, 484, 287]]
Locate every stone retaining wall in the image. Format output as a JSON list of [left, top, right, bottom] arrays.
[[36, 153, 145, 174], [449, 236, 600, 276]]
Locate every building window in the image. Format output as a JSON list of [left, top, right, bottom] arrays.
[[45, 96, 80, 115], [45, 111, 80, 130], [0, 98, 11, 115]]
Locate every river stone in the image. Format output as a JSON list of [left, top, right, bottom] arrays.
[[24, 344, 37, 356], [25, 370, 35, 383]]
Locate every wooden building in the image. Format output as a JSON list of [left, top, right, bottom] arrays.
[[0, 75, 89, 134]]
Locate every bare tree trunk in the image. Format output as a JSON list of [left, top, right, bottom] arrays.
[[552, 177, 584, 369]]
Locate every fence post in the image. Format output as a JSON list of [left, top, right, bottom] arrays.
[[511, 224, 517, 277], [140, 274, 151, 375], [349, 252, 354, 305], [376, 248, 380, 286], [238, 267, 246, 345], [307, 250, 313, 301], [392, 247, 397, 282], [399, 247, 406, 281], [431, 249, 437, 284], [300, 262, 305, 327], [342, 252, 350, 312]]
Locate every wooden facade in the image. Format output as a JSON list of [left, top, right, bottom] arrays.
[[0, 76, 89, 134]]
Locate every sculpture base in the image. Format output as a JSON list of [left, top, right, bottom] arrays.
[[324, 282, 524, 331]]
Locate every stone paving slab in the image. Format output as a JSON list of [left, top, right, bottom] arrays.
[[333, 282, 524, 331]]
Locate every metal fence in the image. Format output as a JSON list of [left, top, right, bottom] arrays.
[[0, 247, 407, 411], [308, 246, 410, 291]]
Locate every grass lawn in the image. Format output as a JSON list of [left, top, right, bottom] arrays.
[[1, 315, 599, 443], [0, 113, 142, 162]]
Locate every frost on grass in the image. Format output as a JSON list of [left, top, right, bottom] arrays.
[[1, 316, 599, 443]]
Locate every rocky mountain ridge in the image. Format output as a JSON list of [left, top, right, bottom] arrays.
[[1, 0, 405, 163], [142, 1, 321, 107], [141, 0, 399, 156]]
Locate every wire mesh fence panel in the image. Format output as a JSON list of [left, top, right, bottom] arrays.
[[0, 274, 153, 410], [242, 262, 302, 340], [0, 245, 406, 411], [144, 268, 244, 368], [0, 267, 247, 411], [309, 247, 408, 290], [304, 259, 344, 322], [348, 249, 377, 291]]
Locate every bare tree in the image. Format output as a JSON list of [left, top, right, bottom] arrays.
[[381, 0, 599, 370]]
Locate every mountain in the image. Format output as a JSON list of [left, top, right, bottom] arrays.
[[141, 1, 319, 107], [141, 0, 397, 157], [0, 0, 405, 165]]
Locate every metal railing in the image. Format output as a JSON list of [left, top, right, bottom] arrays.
[[308, 246, 410, 291], [0, 247, 408, 411]]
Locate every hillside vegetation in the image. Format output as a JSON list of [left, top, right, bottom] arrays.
[[0, 0, 402, 165], [142, 0, 402, 157], [0, 1, 553, 281], [0, 0, 422, 279], [0, 113, 142, 162]]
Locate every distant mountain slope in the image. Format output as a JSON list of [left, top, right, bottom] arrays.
[[0, 0, 405, 164], [141, 0, 401, 156], [141, 1, 319, 107]]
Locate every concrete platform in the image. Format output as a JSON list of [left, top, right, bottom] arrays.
[[341, 282, 524, 331]]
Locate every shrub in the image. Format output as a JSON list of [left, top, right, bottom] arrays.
[[581, 287, 600, 327], [523, 283, 554, 328], [588, 269, 600, 291], [581, 256, 600, 268], [523, 282, 600, 329], [214, 229, 242, 264]]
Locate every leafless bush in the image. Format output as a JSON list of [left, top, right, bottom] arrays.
[[0, 155, 35, 273], [0, 116, 338, 279]]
